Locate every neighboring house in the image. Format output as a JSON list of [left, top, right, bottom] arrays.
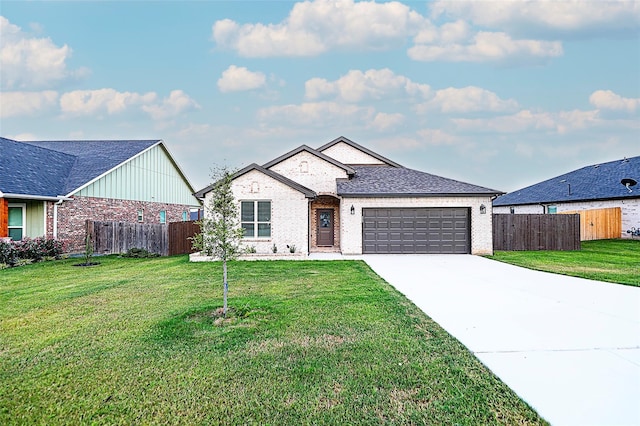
[[0, 137, 202, 252], [195, 137, 502, 255], [493, 155, 640, 238]]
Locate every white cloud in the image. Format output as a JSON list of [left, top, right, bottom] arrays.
[[430, 0, 640, 37], [416, 128, 459, 146], [452, 109, 600, 133], [417, 86, 518, 113], [369, 112, 404, 131], [0, 90, 58, 118], [217, 65, 267, 93], [257, 101, 374, 127], [409, 31, 563, 63], [0, 16, 87, 89], [142, 90, 200, 120], [60, 88, 157, 116], [212, 0, 425, 57], [305, 68, 431, 102], [589, 90, 640, 112]]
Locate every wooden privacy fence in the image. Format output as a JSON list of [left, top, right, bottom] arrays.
[[493, 214, 581, 251], [560, 207, 621, 241], [168, 220, 200, 256], [87, 220, 200, 256]]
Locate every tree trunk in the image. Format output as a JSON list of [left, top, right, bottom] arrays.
[[223, 259, 228, 317]]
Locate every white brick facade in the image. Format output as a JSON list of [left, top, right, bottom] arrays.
[[267, 151, 349, 194], [494, 198, 640, 238], [202, 139, 499, 256], [228, 170, 310, 254], [340, 196, 495, 255], [319, 142, 385, 165]]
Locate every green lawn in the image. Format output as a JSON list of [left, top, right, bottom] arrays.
[[0, 256, 545, 425], [487, 239, 640, 287]]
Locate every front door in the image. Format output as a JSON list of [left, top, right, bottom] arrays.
[[317, 209, 334, 246]]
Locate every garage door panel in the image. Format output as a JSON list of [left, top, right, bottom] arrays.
[[362, 208, 470, 254]]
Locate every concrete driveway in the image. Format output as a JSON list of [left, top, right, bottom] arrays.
[[362, 255, 640, 426]]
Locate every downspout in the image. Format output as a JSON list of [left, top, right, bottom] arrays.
[[53, 196, 72, 239]]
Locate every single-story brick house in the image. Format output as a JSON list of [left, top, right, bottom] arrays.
[[0, 137, 202, 252], [493, 155, 640, 238], [195, 137, 502, 255]]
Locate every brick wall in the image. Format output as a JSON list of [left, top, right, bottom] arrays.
[[229, 169, 310, 254], [267, 150, 349, 194], [310, 196, 341, 252], [319, 142, 386, 165], [340, 196, 495, 255], [49, 196, 195, 253]]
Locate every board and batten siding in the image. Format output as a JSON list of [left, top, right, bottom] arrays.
[[74, 144, 199, 206]]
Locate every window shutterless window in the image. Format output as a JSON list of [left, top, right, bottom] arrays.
[[159, 210, 166, 224], [137, 209, 144, 222], [8, 204, 26, 241], [241, 201, 271, 238]]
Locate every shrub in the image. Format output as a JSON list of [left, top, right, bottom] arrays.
[[122, 248, 160, 258], [0, 238, 65, 267]]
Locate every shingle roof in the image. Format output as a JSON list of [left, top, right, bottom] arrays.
[[0, 137, 77, 198], [0, 137, 160, 198], [337, 165, 502, 197], [493, 155, 640, 206]]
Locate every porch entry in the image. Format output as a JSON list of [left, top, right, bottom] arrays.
[[317, 209, 334, 246]]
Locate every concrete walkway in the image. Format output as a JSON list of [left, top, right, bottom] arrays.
[[361, 255, 640, 426]]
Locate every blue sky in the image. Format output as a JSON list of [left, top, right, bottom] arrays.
[[1, 0, 639, 192]]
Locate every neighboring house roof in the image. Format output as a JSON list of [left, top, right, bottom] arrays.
[[0, 137, 197, 201], [195, 163, 317, 199], [0, 137, 77, 199], [494, 156, 640, 207], [262, 145, 356, 176], [337, 165, 503, 197], [23, 139, 160, 195], [317, 136, 404, 168]]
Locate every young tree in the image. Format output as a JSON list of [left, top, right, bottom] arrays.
[[192, 167, 244, 316]]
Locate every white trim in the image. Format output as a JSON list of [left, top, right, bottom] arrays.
[[8, 203, 26, 240]]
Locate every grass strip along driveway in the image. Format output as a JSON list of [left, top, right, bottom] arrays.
[[488, 239, 640, 287], [1, 256, 545, 425]]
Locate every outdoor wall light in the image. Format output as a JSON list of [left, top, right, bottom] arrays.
[[350, 205, 355, 215], [479, 204, 486, 214]]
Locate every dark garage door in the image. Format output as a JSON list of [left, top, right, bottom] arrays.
[[362, 208, 470, 254]]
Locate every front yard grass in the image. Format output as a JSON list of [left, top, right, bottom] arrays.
[[1, 256, 545, 425], [487, 239, 640, 287]]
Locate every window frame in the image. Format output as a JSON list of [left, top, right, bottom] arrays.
[[240, 200, 271, 239], [8, 203, 26, 241]]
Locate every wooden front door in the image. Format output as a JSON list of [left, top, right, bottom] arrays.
[[317, 209, 334, 246]]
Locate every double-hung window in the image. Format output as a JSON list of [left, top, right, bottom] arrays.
[[241, 201, 271, 238]]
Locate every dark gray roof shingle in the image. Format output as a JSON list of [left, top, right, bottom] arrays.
[[0, 138, 160, 198], [493, 155, 640, 206], [337, 165, 502, 197]]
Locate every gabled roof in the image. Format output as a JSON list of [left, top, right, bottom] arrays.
[[494, 155, 640, 206], [0, 137, 77, 199], [316, 136, 403, 168], [0, 137, 164, 199], [194, 163, 317, 199], [337, 165, 502, 197], [262, 145, 356, 176]]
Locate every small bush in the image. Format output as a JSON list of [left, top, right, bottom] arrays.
[[122, 248, 160, 258], [0, 237, 64, 267]]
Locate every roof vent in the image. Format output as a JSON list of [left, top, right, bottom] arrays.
[[593, 164, 599, 168], [621, 178, 637, 193]]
